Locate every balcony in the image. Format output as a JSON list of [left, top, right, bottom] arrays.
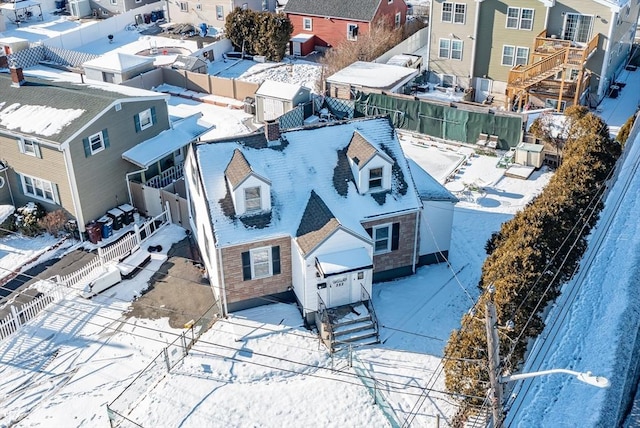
[[506, 30, 599, 111]]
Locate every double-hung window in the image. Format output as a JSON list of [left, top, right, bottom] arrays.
[[242, 246, 281, 280], [506, 7, 534, 30], [442, 2, 465, 24], [83, 129, 110, 157], [18, 138, 41, 157], [216, 5, 224, 19], [135, 107, 156, 132], [244, 186, 261, 212], [347, 24, 358, 41], [369, 167, 383, 190], [303, 17, 312, 31], [179, 1, 188, 11], [442, 2, 453, 22], [501, 45, 529, 66], [21, 174, 58, 204], [515, 47, 529, 66], [438, 39, 463, 60], [395, 12, 401, 28], [367, 223, 400, 255]]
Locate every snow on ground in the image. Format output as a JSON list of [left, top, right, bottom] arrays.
[[0, 233, 61, 282]]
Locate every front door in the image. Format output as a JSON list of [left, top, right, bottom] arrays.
[[328, 274, 351, 307], [475, 78, 492, 103], [292, 41, 301, 56]]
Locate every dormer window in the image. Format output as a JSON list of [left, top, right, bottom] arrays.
[[369, 167, 383, 190], [244, 186, 261, 212]]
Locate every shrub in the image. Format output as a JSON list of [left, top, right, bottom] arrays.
[[14, 202, 46, 236], [38, 209, 68, 237]]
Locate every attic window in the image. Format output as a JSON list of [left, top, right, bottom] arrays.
[[244, 186, 261, 212], [369, 167, 383, 190]]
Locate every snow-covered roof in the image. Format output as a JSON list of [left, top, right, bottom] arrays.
[[83, 52, 154, 72], [122, 114, 213, 167], [406, 159, 458, 202], [196, 117, 422, 247], [316, 247, 373, 277], [326, 61, 419, 90], [255, 80, 308, 100], [291, 33, 314, 43], [386, 54, 420, 67], [0, 205, 14, 224], [0, 0, 40, 11]]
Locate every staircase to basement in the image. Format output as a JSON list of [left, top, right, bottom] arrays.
[[316, 293, 380, 353]]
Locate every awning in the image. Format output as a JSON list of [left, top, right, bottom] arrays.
[[0, 205, 14, 224], [315, 247, 372, 278], [122, 113, 213, 168]]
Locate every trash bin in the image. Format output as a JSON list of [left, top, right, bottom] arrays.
[[143, 13, 151, 24], [244, 97, 255, 115], [118, 204, 135, 225], [135, 13, 144, 25], [107, 207, 125, 231], [97, 215, 113, 239], [86, 221, 102, 244]]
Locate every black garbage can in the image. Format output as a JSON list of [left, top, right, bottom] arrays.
[[107, 207, 124, 231], [118, 204, 135, 225], [86, 221, 102, 244]]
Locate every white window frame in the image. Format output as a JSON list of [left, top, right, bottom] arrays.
[[453, 3, 466, 24], [369, 167, 383, 190], [515, 47, 529, 66], [138, 108, 153, 131], [441, 2, 453, 22], [303, 17, 312, 30], [373, 224, 392, 254], [179, 1, 188, 12], [347, 23, 358, 41], [195, 3, 201, 10], [250, 247, 272, 279], [506, 7, 534, 30], [395, 12, 401, 28], [440, 74, 456, 88], [216, 5, 223, 19], [563, 13, 594, 44], [438, 38, 451, 58], [438, 39, 462, 60], [501, 45, 515, 66], [451, 39, 463, 60], [244, 186, 261, 212], [20, 174, 58, 204], [110, 0, 117, 5], [88, 131, 106, 155], [18, 138, 40, 157]]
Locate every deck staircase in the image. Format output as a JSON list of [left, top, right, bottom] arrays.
[[316, 287, 380, 353], [506, 30, 599, 109]]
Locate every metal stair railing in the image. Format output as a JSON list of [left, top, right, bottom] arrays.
[[360, 285, 380, 340]]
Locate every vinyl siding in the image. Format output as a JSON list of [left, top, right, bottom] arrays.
[[70, 99, 170, 225]]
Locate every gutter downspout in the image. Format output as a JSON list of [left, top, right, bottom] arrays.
[[425, 0, 432, 72], [217, 246, 229, 316], [412, 210, 420, 273], [597, 10, 618, 102], [469, 0, 483, 90], [0, 166, 15, 206]]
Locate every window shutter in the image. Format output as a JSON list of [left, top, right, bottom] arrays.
[[33, 143, 42, 159], [391, 222, 400, 251], [83, 137, 91, 157], [103, 129, 110, 149], [365, 227, 373, 237], [242, 251, 252, 280], [134, 114, 141, 132], [53, 183, 61, 204], [272, 246, 281, 275], [151, 106, 157, 125]]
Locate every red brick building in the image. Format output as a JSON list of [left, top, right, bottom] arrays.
[[284, 0, 408, 56]]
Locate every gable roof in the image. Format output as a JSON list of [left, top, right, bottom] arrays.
[[346, 131, 393, 169], [225, 149, 253, 190], [284, 0, 383, 21], [0, 72, 164, 143], [256, 80, 309, 101], [406, 159, 458, 202], [296, 190, 341, 255], [196, 117, 423, 247]]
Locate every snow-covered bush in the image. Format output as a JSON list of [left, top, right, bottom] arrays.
[[14, 202, 46, 236]]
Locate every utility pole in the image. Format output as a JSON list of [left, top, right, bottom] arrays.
[[485, 294, 503, 427]]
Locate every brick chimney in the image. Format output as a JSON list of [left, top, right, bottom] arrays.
[[264, 120, 281, 143], [10, 66, 25, 87]]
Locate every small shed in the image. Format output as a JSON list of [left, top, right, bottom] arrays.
[[171, 55, 207, 74], [0, 37, 29, 55], [290, 33, 315, 56], [254, 80, 311, 122], [82, 52, 155, 84], [515, 142, 545, 168], [326, 61, 420, 100]]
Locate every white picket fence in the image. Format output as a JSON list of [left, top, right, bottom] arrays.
[[0, 286, 67, 341], [0, 208, 171, 343]]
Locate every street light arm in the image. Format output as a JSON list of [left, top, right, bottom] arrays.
[[500, 368, 610, 388]]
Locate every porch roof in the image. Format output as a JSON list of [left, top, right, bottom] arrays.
[[316, 247, 372, 278], [122, 114, 212, 167]]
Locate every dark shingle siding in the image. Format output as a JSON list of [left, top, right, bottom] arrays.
[[284, 0, 381, 21], [296, 190, 340, 255], [0, 74, 136, 143]]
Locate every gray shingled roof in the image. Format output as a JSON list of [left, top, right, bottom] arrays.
[[224, 149, 253, 190], [284, 0, 382, 21], [346, 131, 378, 169], [0, 73, 135, 143], [296, 190, 341, 255]]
